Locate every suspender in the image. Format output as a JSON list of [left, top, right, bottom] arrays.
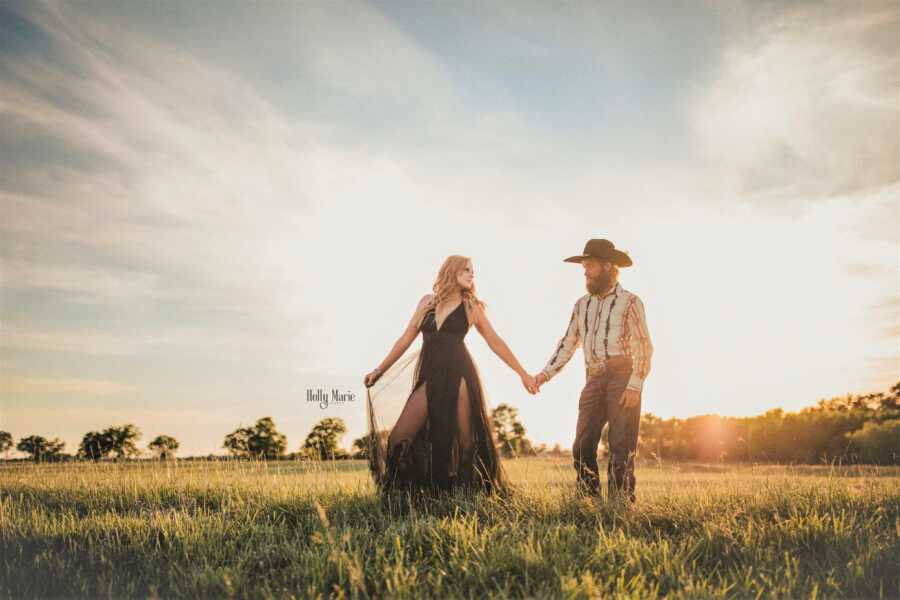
[[590, 285, 619, 360], [603, 290, 618, 359]]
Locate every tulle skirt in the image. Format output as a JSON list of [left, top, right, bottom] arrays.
[[367, 337, 508, 495]]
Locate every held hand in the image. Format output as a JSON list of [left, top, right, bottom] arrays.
[[364, 369, 382, 388], [520, 373, 538, 395], [534, 372, 548, 391], [619, 388, 640, 409]]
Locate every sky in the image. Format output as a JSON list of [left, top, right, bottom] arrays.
[[0, 0, 897, 457]]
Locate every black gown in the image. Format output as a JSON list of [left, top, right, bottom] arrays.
[[367, 301, 507, 494]]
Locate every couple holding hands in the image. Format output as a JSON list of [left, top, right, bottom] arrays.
[[364, 238, 653, 502]]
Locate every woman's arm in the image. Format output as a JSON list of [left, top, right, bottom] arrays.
[[472, 304, 536, 393], [364, 294, 432, 387]]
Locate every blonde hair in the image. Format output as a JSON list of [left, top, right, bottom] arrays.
[[420, 255, 486, 328]]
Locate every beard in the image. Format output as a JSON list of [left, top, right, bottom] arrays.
[[585, 270, 614, 295]]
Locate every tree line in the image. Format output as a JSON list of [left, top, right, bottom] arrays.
[[2, 381, 896, 464], [0, 404, 541, 462], [0, 425, 180, 462], [636, 381, 899, 465]]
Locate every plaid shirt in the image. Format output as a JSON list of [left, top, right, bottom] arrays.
[[541, 282, 653, 392]]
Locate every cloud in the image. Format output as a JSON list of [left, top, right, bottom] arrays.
[[866, 295, 900, 339], [1, 250, 166, 301], [851, 184, 900, 243], [862, 356, 900, 391], [0, 321, 309, 366], [0, 374, 135, 395], [0, 3, 330, 363], [845, 262, 894, 280], [694, 0, 899, 204], [0, 324, 137, 355]]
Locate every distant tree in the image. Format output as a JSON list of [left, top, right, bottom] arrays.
[[248, 417, 288, 459], [46, 437, 65, 459], [639, 413, 665, 462], [148, 435, 180, 460], [846, 420, 900, 464], [548, 443, 569, 456], [78, 430, 114, 460], [491, 403, 534, 457], [223, 417, 287, 459], [17, 435, 65, 462], [348, 430, 390, 461], [879, 382, 900, 412], [351, 435, 369, 460], [106, 424, 142, 459], [223, 426, 252, 457], [77, 425, 142, 460], [301, 417, 348, 460], [0, 431, 12, 459]]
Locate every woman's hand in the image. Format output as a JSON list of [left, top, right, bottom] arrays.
[[520, 372, 538, 395], [364, 368, 383, 388]]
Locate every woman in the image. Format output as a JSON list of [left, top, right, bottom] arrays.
[[364, 255, 536, 495]]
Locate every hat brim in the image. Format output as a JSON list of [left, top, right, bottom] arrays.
[[563, 251, 633, 267]]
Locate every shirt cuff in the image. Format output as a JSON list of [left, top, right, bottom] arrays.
[[626, 374, 644, 392], [540, 368, 555, 382]]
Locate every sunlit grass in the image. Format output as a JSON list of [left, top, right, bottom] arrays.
[[1, 458, 898, 599]]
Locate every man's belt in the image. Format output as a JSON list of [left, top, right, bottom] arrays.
[[586, 355, 630, 378], [586, 363, 606, 378]]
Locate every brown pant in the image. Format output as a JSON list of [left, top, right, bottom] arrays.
[[572, 355, 640, 501]]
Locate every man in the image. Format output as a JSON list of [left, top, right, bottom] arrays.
[[533, 239, 653, 501]]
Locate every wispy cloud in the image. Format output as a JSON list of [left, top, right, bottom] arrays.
[[1, 2, 325, 358], [694, 0, 899, 204], [0, 374, 135, 395], [866, 295, 900, 340]]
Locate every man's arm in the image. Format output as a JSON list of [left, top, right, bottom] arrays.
[[539, 299, 582, 383], [624, 295, 653, 393]]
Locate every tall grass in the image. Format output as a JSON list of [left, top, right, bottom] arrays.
[[1, 459, 898, 599]]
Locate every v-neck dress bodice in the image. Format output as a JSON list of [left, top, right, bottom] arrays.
[[367, 298, 507, 495], [420, 302, 469, 338]]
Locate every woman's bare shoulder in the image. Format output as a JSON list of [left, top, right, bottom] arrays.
[[468, 299, 488, 323], [417, 294, 434, 309]]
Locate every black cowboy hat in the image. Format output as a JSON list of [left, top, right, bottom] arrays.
[[563, 239, 633, 267]]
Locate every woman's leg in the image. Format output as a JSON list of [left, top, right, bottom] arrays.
[[387, 382, 428, 453], [383, 383, 429, 489], [456, 377, 476, 481]]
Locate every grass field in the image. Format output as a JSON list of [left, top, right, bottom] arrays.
[[1, 458, 898, 599]]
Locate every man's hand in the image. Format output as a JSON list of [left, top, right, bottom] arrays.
[[620, 388, 640, 408], [533, 372, 548, 392]]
